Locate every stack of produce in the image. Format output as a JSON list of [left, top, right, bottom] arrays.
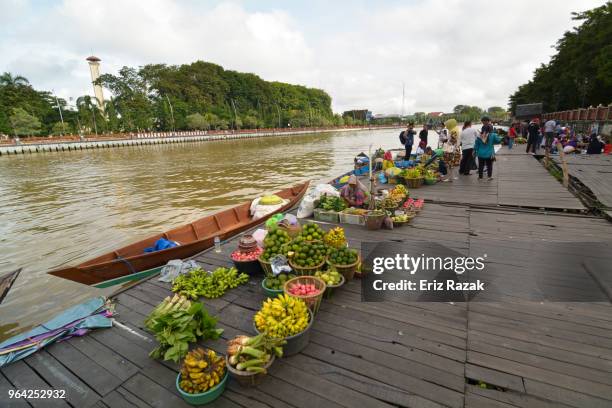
[[263, 273, 297, 290], [227, 334, 285, 374], [323, 226, 346, 249], [289, 240, 327, 268], [315, 270, 343, 286], [328, 247, 359, 266], [231, 246, 263, 262], [391, 213, 413, 224], [178, 348, 226, 394], [144, 295, 223, 362], [259, 195, 283, 205], [318, 195, 347, 212], [342, 208, 368, 215], [298, 223, 325, 241], [381, 196, 401, 210], [254, 294, 310, 338], [172, 267, 249, 299], [286, 281, 322, 296], [390, 184, 408, 201], [260, 228, 291, 261]]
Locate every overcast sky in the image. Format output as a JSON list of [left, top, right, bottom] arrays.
[[0, 0, 605, 114]]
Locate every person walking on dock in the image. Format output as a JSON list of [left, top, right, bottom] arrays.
[[419, 125, 429, 147], [507, 122, 519, 150], [400, 123, 416, 160], [475, 120, 501, 180], [543, 118, 556, 153], [526, 119, 540, 154], [459, 121, 478, 175]]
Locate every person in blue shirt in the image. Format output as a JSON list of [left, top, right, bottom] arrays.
[[400, 123, 416, 159], [474, 120, 502, 180]]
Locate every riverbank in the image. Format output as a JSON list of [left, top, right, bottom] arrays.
[[0, 125, 400, 156]]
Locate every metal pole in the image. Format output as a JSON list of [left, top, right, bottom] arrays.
[[231, 99, 238, 129], [52, 91, 66, 135], [165, 94, 175, 133], [276, 105, 281, 128]]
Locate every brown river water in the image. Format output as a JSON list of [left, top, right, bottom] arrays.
[[0, 127, 430, 340]]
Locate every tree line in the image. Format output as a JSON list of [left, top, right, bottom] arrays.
[[509, 2, 612, 114], [0, 60, 357, 137]]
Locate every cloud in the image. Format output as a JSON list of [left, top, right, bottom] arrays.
[[0, 0, 605, 113]]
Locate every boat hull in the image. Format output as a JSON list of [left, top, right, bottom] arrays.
[[48, 182, 309, 286]]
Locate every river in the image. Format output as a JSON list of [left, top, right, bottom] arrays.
[[2, 127, 439, 340]]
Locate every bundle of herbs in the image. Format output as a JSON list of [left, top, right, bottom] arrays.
[[144, 294, 223, 362]]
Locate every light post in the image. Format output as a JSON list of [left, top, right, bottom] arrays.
[[165, 94, 175, 133], [52, 90, 66, 136]]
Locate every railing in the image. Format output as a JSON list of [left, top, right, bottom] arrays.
[[0, 124, 398, 146], [542, 104, 611, 122]]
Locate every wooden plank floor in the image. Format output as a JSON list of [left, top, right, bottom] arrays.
[[402, 146, 585, 211], [552, 154, 612, 210], [2, 158, 611, 407]]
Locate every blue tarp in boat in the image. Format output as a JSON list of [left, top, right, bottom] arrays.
[[0, 296, 113, 367]]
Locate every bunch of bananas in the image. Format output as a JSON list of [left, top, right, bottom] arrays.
[[179, 348, 225, 394], [324, 227, 346, 249], [254, 294, 310, 338], [390, 185, 408, 201], [381, 196, 401, 209]]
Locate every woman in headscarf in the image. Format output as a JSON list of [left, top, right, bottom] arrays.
[[340, 175, 369, 207], [441, 118, 462, 182]]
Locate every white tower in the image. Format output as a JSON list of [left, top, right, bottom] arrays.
[[86, 55, 105, 114]]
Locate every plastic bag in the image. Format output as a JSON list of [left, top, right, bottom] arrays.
[[158, 259, 199, 282], [297, 184, 340, 218], [250, 197, 288, 220], [271, 255, 292, 275], [253, 228, 268, 247], [378, 172, 388, 184]]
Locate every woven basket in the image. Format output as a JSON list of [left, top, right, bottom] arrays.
[[278, 224, 301, 238], [289, 259, 326, 276], [365, 214, 385, 230], [404, 177, 424, 189], [283, 276, 326, 315], [226, 355, 275, 387], [258, 255, 273, 276], [323, 274, 345, 299], [327, 255, 360, 281]]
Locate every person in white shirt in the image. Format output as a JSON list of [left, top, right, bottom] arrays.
[[544, 119, 556, 151], [459, 121, 479, 175]]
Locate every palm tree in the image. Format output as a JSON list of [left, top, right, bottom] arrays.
[[0, 72, 29, 87]]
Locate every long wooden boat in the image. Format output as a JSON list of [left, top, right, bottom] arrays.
[[48, 182, 309, 286], [0, 268, 21, 304]]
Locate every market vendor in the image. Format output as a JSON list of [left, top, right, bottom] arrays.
[[340, 175, 369, 207]]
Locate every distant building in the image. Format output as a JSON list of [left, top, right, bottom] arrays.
[[343, 109, 372, 121], [86, 55, 105, 114], [427, 112, 444, 117]]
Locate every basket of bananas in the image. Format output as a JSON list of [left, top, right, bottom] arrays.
[[253, 294, 313, 356], [176, 348, 228, 405]]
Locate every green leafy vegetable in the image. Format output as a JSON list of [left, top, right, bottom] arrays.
[[144, 294, 223, 362], [172, 266, 249, 299]]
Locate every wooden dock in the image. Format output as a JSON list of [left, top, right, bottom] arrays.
[[2, 147, 612, 408]]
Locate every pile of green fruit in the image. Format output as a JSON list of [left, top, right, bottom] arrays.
[[263, 273, 297, 290], [172, 266, 249, 299], [260, 228, 291, 261], [328, 247, 359, 266], [289, 240, 327, 268], [318, 194, 347, 212], [254, 294, 310, 338], [298, 222, 325, 241], [315, 270, 343, 286]]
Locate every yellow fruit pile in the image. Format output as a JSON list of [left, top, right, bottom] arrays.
[[324, 227, 346, 249], [254, 294, 309, 338], [179, 348, 225, 394], [390, 185, 407, 201]]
